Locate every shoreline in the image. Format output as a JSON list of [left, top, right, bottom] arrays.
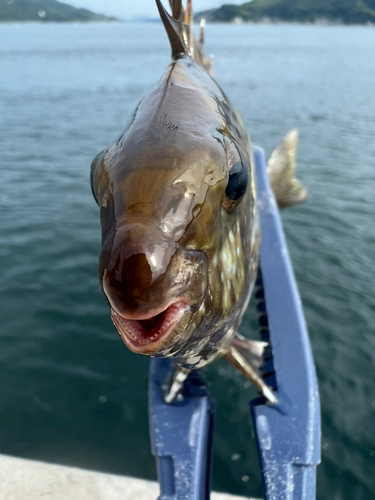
[[0, 19, 122, 24], [199, 18, 375, 27], [0, 19, 374, 27]]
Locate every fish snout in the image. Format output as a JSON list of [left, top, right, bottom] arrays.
[[100, 224, 208, 318]]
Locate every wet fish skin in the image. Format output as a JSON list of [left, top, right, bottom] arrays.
[[91, 53, 258, 367], [90, 0, 305, 371]]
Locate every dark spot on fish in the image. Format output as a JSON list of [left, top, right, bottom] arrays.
[[162, 113, 179, 132]]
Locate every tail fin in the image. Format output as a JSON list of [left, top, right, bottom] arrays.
[[266, 129, 308, 209]]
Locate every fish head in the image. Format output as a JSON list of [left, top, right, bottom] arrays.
[[91, 25, 258, 367]]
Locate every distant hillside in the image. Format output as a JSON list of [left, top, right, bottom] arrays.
[[0, 0, 119, 22], [196, 0, 375, 24]]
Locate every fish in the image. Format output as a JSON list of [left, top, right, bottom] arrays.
[[90, 0, 307, 403]]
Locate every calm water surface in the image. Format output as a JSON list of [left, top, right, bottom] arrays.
[[0, 22, 374, 500]]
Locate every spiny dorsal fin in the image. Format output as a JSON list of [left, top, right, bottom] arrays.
[[199, 17, 205, 43], [168, 0, 182, 19], [155, 0, 213, 75], [156, 0, 186, 58], [184, 0, 192, 23]]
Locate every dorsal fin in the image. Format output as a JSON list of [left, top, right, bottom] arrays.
[[169, 0, 182, 19], [155, 0, 186, 58], [184, 0, 192, 24], [155, 0, 213, 75]]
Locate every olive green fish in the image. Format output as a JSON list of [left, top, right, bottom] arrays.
[[90, 0, 307, 403]]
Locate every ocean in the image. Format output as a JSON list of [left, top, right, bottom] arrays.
[[0, 21, 374, 500]]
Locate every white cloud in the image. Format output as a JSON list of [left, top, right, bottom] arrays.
[[67, 0, 244, 20]]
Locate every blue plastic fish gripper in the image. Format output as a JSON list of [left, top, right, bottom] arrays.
[[149, 147, 321, 500]]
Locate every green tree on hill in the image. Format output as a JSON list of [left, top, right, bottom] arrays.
[[198, 0, 375, 24], [0, 0, 118, 22]]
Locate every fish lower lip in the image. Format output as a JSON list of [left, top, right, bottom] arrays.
[[111, 301, 190, 348]]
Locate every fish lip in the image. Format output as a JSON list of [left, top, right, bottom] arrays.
[[110, 300, 191, 353]]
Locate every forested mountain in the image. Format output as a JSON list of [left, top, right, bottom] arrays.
[[0, 0, 118, 22], [196, 0, 375, 24]]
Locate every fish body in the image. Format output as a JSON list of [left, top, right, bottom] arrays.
[[90, 0, 306, 374]]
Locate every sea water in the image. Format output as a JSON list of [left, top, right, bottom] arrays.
[[0, 22, 374, 500]]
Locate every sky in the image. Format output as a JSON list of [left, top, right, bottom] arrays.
[[68, 0, 244, 20]]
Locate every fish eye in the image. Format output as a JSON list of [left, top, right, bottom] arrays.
[[222, 139, 248, 210], [225, 160, 248, 202]]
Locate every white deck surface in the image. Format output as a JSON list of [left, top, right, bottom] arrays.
[[0, 454, 258, 500]]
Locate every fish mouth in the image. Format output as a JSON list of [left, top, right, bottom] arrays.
[[111, 300, 190, 353]]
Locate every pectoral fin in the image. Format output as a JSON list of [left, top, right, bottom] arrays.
[[225, 333, 277, 405], [231, 333, 268, 370]]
